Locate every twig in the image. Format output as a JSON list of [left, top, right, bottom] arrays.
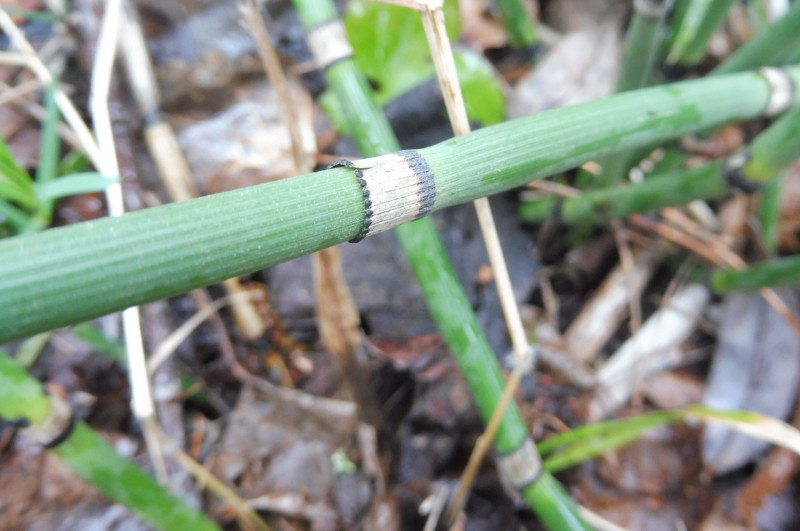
[[157, 427, 272, 531], [448, 369, 525, 521], [118, 1, 266, 341], [240, 0, 368, 413], [589, 283, 711, 421], [0, 50, 30, 66], [611, 220, 643, 334], [420, 483, 449, 531], [630, 214, 800, 334], [148, 291, 262, 375], [240, 0, 311, 173], [0, 80, 84, 151], [0, 77, 43, 106], [87, 0, 166, 483], [0, 8, 103, 166], [565, 247, 661, 363]]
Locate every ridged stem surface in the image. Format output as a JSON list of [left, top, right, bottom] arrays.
[[0, 68, 795, 342]]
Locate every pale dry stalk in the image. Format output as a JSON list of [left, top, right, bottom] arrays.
[[368, 0, 536, 521], [241, 0, 365, 401], [119, 2, 266, 340]]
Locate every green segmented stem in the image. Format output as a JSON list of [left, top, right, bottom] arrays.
[[616, 0, 671, 93], [0, 68, 797, 343], [740, 105, 800, 184], [520, 160, 728, 224], [712, 2, 800, 75], [521, 103, 800, 224], [758, 176, 783, 254], [0, 352, 220, 531], [582, 4, 800, 189]]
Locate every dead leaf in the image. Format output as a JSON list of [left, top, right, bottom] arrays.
[[177, 82, 315, 194], [313, 247, 362, 364], [779, 161, 800, 252], [507, 19, 621, 118], [210, 388, 362, 527], [702, 289, 800, 474]]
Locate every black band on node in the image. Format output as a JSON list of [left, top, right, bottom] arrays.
[[724, 150, 762, 194]]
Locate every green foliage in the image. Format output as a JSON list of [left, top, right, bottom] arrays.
[[455, 51, 505, 126], [0, 86, 115, 236], [340, 0, 505, 127], [667, 0, 737, 66], [331, 450, 358, 474], [538, 411, 683, 473], [344, 0, 459, 103]]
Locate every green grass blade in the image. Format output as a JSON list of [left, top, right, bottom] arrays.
[[0, 135, 34, 192], [0, 352, 220, 531], [712, 255, 800, 293], [34, 172, 117, 201], [0, 198, 31, 230], [35, 84, 60, 185], [540, 411, 683, 473], [0, 180, 39, 209], [712, 2, 800, 75], [758, 175, 783, 254]]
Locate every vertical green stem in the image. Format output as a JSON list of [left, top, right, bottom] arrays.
[[292, 1, 588, 528], [495, 0, 537, 49], [667, 0, 737, 66], [616, 0, 672, 93], [741, 105, 800, 183], [27, 83, 60, 233], [712, 2, 800, 75], [583, 0, 671, 188]]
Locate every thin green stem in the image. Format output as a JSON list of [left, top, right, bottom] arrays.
[[0, 135, 35, 193], [616, 0, 671, 93], [711, 255, 800, 293], [522, 103, 800, 225], [0, 351, 220, 531], [712, 2, 800, 75], [587, 4, 800, 189], [589, 0, 672, 188], [667, 0, 737, 66], [294, 0, 532, 478], [30, 83, 59, 229], [741, 105, 800, 184], [0, 181, 38, 209], [289, 1, 578, 527], [520, 160, 727, 224], [0, 68, 797, 343], [758, 175, 782, 254], [0, 198, 31, 230]]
